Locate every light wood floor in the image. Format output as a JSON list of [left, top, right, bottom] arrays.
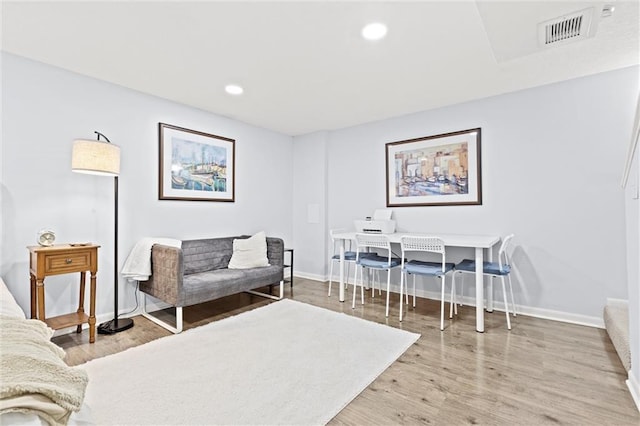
[[53, 278, 639, 425]]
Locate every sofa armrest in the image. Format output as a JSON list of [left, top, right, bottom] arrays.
[[139, 244, 184, 306], [0, 277, 26, 319], [266, 237, 284, 268]]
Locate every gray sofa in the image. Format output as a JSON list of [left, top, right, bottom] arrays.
[[140, 236, 284, 333]]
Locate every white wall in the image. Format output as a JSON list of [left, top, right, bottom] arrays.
[[293, 65, 639, 326], [2, 52, 637, 337], [624, 137, 640, 407], [1, 53, 293, 319], [292, 132, 328, 280]]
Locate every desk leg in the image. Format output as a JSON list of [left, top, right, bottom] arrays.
[[89, 271, 97, 343], [475, 247, 485, 333], [338, 241, 345, 302], [29, 273, 36, 319], [36, 278, 46, 321], [77, 271, 86, 333]]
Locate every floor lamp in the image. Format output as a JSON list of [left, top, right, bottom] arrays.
[[72, 131, 134, 334]]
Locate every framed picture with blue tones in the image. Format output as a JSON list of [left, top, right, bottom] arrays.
[[159, 123, 235, 202], [386, 128, 482, 207]]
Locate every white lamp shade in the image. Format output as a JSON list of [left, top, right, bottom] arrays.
[[72, 139, 120, 176]]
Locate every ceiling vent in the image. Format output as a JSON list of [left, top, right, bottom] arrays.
[[538, 7, 598, 47]]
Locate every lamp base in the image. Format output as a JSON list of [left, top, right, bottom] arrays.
[[97, 317, 134, 334]]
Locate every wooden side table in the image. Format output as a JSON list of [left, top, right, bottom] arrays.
[[28, 244, 99, 343]]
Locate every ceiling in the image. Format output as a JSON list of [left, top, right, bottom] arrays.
[[2, 1, 638, 136]]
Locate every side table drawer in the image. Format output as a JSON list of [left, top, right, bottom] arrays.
[[44, 251, 91, 274]]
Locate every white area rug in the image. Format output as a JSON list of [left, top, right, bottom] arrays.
[[80, 299, 419, 425]]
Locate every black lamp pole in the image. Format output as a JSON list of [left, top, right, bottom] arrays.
[[95, 131, 134, 334]]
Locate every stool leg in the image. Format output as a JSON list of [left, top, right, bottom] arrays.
[[502, 276, 511, 330], [352, 265, 359, 309], [345, 262, 351, 289], [360, 267, 365, 305], [440, 277, 445, 331], [507, 273, 516, 316], [405, 272, 409, 304], [372, 269, 376, 299], [412, 275, 416, 308], [449, 274, 455, 319], [385, 269, 391, 318], [328, 259, 334, 296], [399, 270, 405, 321]]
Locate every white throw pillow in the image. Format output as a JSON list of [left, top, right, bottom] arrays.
[[228, 232, 270, 269]]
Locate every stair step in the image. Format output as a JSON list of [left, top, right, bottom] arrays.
[[603, 301, 631, 371]]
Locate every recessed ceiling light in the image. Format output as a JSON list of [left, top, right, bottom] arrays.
[[225, 84, 244, 95], [362, 22, 387, 41]]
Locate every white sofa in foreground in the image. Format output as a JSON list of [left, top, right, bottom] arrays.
[[0, 277, 92, 425]]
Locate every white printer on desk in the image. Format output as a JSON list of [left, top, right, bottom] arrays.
[[354, 209, 396, 234]]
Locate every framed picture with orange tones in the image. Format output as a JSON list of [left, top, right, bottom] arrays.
[[386, 128, 482, 207]]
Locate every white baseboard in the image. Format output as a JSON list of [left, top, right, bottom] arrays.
[[318, 274, 604, 328], [516, 305, 604, 328], [398, 287, 602, 327], [627, 370, 640, 412], [293, 271, 326, 282], [53, 273, 603, 335]]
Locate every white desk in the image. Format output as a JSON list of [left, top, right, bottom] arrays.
[[332, 231, 501, 332]]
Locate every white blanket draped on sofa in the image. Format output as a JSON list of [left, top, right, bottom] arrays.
[[121, 238, 182, 282]]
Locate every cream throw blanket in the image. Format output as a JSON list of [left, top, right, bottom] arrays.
[[0, 316, 88, 426], [121, 237, 182, 281]]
